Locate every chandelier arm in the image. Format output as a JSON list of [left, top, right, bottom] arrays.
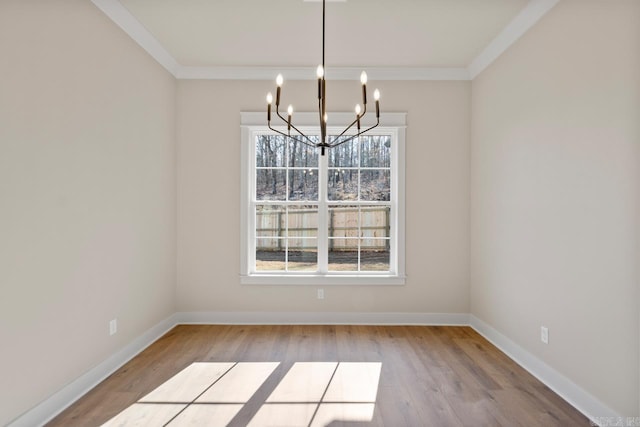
[[268, 123, 317, 148], [328, 118, 380, 149], [274, 104, 289, 126], [275, 103, 317, 146], [361, 97, 368, 116], [333, 117, 359, 139], [288, 122, 317, 146], [334, 102, 367, 138]]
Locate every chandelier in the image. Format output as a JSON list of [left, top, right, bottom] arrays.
[[265, 0, 381, 156]]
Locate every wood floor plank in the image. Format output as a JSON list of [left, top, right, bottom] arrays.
[[47, 325, 590, 426]]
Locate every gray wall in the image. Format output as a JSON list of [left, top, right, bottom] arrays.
[[176, 80, 470, 313], [470, 0, 640, 416], [0, 1, 177, 424]]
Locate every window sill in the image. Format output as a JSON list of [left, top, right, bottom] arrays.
[[240, 274, 406, 286]]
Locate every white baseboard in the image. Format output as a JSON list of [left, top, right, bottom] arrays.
[[175, 311, 470, 326], [10, 311, 619, 427], [8, 313, 180, 427], [469, 314, 619, 425]]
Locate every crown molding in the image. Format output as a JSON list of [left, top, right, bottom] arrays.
[[92, 0, 180, 75], [468, 0, 560, 79], [177, 66, 470, 81], [92, 0, 558, 81]]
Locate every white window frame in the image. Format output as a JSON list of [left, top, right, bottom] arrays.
[[240, 111, 406, 285]]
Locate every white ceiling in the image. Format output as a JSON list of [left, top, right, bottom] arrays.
[[92, 0, 559, 80]]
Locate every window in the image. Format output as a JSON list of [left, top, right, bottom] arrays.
[[241, 112, 406, 285]]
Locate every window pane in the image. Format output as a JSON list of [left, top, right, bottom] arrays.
[[328, 206, 359, 239], [287, 206, 318, 238], [256, 206, 319, 272], [256, 238, 286, 271], [360, 206, 390, 238], [328, 244, 359, 272], [288, 239, 317, 272], [328, 169, 358, 201], [328, 138, 358, 168], [289, 138, 318, 168], [327, 205, 391, 272], [288, 169, 318, 201], [360, 136, 391, 168], [361, 238, 389, 252], [328, 205, 358, 272], [256, 135, 286, 167], [256, 169, 287, 200], [360, 170, 390, 201], [256, 205, 285, 238], [360, 238, 390, 271]]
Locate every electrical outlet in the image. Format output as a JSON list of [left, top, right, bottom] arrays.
[[540, 326, 548, 344], [317, 288, 324, 300], [109, 319, 118, 336]]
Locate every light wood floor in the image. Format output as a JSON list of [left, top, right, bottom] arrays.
[[48, 325, 589, 426]]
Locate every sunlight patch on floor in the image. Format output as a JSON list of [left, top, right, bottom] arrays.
[[138, 362, 235, 403], [101, 361, 381, 426], [101, 403, 186, 426], [266, 362, 337, 403], [248, 403, 318, 427], [323, 362, 382, 402], [168, 404, 244, 426], [311, 403, 376, 426], [196, 362, 279, 403]]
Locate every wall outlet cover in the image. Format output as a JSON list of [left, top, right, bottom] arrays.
[[540, 326, 549, 344]]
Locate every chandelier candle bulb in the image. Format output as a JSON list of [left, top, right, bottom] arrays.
[[374, 89, 380, 118], [316, 65, 324, 99], [287, 105, 293, 132], [275, 74, 283, 106], [266, 93, 273, 121], [360, 71, 368, 85], [361, 71, 368, 105]]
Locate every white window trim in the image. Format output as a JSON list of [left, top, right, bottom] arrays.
[[240, 111, 406, 285]]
